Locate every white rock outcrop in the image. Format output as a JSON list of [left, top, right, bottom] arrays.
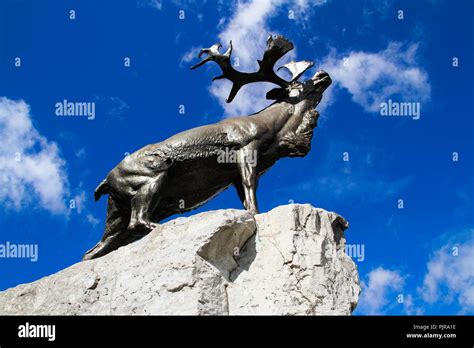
[[0, 204, 360, 315]]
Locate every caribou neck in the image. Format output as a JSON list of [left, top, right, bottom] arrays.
[[252, 98, 315, 139]]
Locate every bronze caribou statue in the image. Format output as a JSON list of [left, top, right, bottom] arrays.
[[83, 35, 331, 260]]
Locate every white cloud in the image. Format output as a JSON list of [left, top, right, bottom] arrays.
[[75, 147, 86, 159], [218, 0, 281, 69], [86, 214, 100, 227], [0, 97, 69, 214], [211, 0, 282, 116], [358, 267, 405, 314], [183, 1, 429, 118], [419, 239, 474, 313], [137, 0, 162, 11], [208, 0, 327, 116], [356, 237, 473, 315], [70, 185, 101, 227], [73, 190, 86, 214], [181, 46, 201, 65], [210, 80, 277, 116], [145, 0, 162, 10], [321, 42, 431, 112], [293, 0, 328, 9], [402, 294, 424, 315], [290, 0, 328, 23]]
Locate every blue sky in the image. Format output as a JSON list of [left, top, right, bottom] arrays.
[[0, 0, 472, 315]]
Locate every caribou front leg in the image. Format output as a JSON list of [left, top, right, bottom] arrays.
[[236, 143, 259, 215]]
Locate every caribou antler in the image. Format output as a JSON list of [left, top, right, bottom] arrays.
[[191, 35, 295, 103]]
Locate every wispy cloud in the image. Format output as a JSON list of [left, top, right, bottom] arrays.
[[180, 46, 201, 65], [86, 213, 100, 227], [313, 162, 413, 202], [356, 231, 474, 315], [0, 97, 69, 214], [183, 1, 429, 117], [277, 143, 413, 205], [358, 267, 405, 314], [402, 294, 424, 315], [321, 42, 431, 112], [418, 237, 474, 314], [211, 0, 284, 116], [138, 0, 162, 11], [103, 96, 129, 117], [288, 0, 329, 24], [207, 0, 327, 116], [71, 184, 101, 228], [73, 190, 86, 214], [94, 96, 130, 125], [75, 147, 86, 159], [0, 97, 102, 227]]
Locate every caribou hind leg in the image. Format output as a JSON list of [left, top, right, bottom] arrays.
[[128, 171, 167, 233], [82, 196, 134, 260]]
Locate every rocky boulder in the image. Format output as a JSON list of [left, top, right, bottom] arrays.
[[0, 204, 360, 315]]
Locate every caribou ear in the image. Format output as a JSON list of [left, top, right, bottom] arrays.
[[266, 87, 288, 100], [278, 61, 314, 82]]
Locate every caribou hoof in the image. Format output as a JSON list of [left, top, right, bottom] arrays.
[[128, 219, 158, 233]]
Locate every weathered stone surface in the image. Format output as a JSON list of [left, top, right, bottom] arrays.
[[0, 204, 360, 315]]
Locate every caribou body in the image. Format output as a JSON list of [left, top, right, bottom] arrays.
[[83, 35, 331, 260]]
